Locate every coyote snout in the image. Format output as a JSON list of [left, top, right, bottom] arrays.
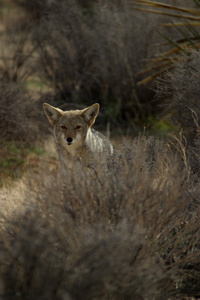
[[43, 102, 113, 174], [66, 137, 73, 145]]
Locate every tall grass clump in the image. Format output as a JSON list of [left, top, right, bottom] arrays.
[[0, 137, 199, 299], [157, 50, 200, 173]]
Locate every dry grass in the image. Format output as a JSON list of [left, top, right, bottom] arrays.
[[0, 137, 199, 299]]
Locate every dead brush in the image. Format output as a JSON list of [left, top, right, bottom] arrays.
[[0, 14, 44, 144], [0, 25, 36, 83], [0, 137, 199, 299], [33, 0, 164, 121], [0, 84, 48, 143]]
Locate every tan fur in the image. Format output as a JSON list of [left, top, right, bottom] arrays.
[[43, 103, 113, 174]]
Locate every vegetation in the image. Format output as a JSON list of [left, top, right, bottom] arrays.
[[0, 141, 44, 186], [0, 0, 200, 299], [131, 0, 200, 84]]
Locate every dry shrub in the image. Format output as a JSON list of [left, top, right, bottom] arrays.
[[0, 84, 48, 143], [0, 137, 199, 299], [13, 0, 98, 20], [157, 50, 200, 173], [0, 15, 36, 84], [0, 8, 44, 143], [32, 0, 163, 121]]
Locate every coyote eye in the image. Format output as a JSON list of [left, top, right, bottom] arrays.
[[75, 125, 81, 130], [61, 125, 67, 130]]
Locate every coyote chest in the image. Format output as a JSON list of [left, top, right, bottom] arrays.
[[43, 103, 113, 173]]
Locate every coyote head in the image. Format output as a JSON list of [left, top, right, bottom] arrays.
[[43, 103, 99, 148]]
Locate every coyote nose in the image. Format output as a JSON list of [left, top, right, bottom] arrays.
[[67, 137, 73, 143]]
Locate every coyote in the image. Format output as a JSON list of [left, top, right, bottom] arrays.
[[43, 103, 113, 173]]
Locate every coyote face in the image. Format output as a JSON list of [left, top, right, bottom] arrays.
[[52, 113, 88, 152], [43, 103, 99, 154], [43, 102, 113, 173]]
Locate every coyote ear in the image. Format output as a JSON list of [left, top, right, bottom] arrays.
[[43, 103, 63, 126], [81, 103, 100, 127]]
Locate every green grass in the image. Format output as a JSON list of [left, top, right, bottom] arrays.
[[0, 141, 44, 186], [143, 116, 174, 136], [24, 78, 51, 92]]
